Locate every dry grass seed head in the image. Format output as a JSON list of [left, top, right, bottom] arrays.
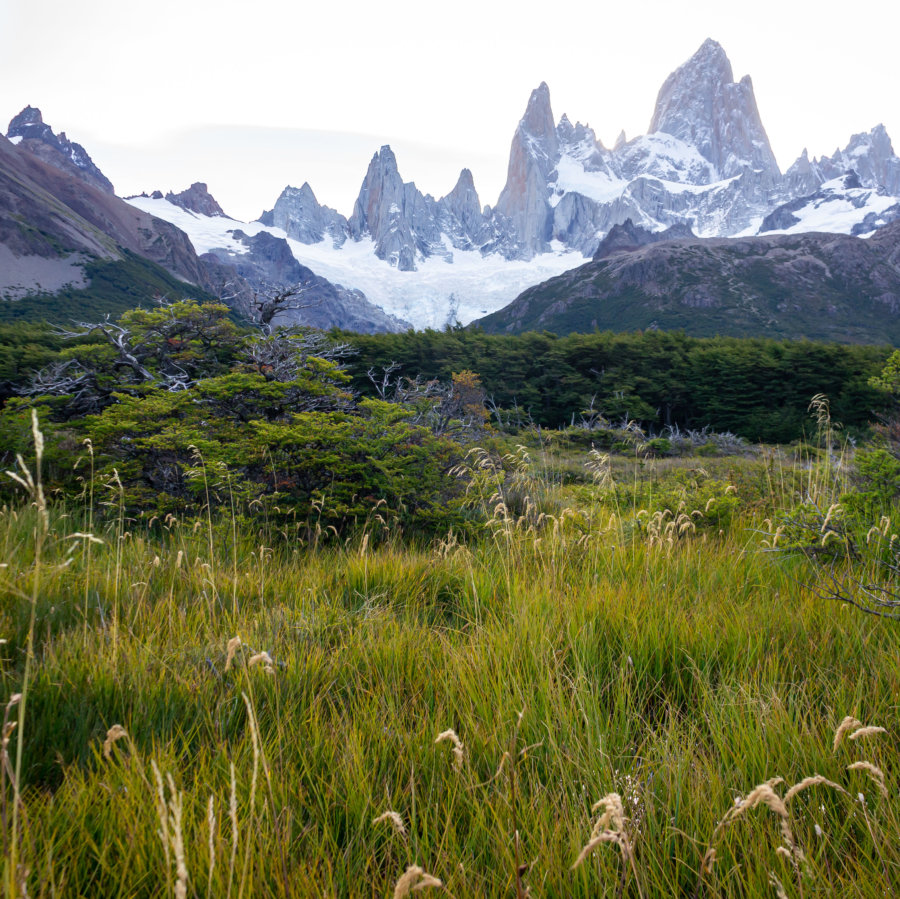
[[435, 729, 465, 771], [847, 761, 889, 799], [102, 724, 129, 760], [393, 865, 442, 897], [784, 775, 847, 804], [848, 726, 887, 743], [224, 636, 241, 672], [591, 792, 626, 834], [572, 830, 626, 870], [833, 716, 863, 752], [373, 810, 407, 835]]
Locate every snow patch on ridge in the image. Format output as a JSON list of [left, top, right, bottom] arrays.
[[126, 196, 583, 330]]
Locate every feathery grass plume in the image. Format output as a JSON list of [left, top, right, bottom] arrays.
[[738, 783, 791, 838], [572, 791, 642, 896], [207, 794, 216, 898], [393, 865, 442, 897], [166, 772, 189, 899], [373, 810, 407, 835], [833, 716, 863, 752], [435, 729, 465, 771], [848, 761, 888, 799], [248, 651, 275, 675], [848, 725, 887, 742], [769, 871, 789, 899], [102, 724, 129, 760], [67, 532, 104, 545], [226, 762, 238, 899], [821, 503, 839, 532], [224, 636, 241, 672], [784, 775, 847, 803], [699, 781, 796, 881], [151, 761, 171, 874], [572, 830, 626, 869], [591, 793, 626, 834]]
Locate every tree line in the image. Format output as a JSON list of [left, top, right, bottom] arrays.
[[343, 327, 893, 443]]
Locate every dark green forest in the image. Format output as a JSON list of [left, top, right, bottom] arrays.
[[344, 327, 892, 443]]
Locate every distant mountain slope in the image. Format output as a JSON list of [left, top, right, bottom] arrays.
[[1, 114, 408, 332], [475, 220, 900, 344], [7, 105, 115, 195], [0, 131, 208, 286]]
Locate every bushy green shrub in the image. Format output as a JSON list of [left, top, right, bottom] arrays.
[[644, 437, 672, 457], [842, 448, 900, 526]]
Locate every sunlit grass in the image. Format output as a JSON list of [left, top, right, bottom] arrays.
[[0, 433, 897, 897]]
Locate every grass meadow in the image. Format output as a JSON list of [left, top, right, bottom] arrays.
[[0, 421, 898, 897]]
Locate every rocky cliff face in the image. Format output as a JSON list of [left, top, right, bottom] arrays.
[[783, 125, 900, 197], [0, 130, 207, 284], [165, 182, 228, 218], [487, 39, 900, 254], [348, 146, 448, 270], [494, 82, 558, 258], [648, 38, 780, 180], [260, 182, 349, 247], [6, 106, 115, 195], [1, 113, 411, 332]]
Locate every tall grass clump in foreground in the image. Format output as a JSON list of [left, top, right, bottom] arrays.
[[0, 426, 899, 896]]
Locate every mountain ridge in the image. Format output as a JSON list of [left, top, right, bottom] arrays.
[[475, 219, 900, 344]]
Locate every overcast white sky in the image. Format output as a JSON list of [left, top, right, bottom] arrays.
[[2, 0, 898, 221]]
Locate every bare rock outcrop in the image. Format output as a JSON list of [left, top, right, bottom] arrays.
[[6, 106, 115, 195], [165, 182, 228, 218]]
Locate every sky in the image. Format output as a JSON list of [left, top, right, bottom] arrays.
[[2, 0, 899, 222]]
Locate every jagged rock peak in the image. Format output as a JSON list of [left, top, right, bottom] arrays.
[[557, 114, 600, 148], [614, 130, 627, 150], [446, 167, 477, 198], [521, 82, 557, 144], [370, 145, 400, 174], [6, 105, 115, 194], [649, 38, 779, 179], [262, 181, 349, 248], [442, 168, 481, 219], [494, 83, 560, 258], [348, 143, 447, 270], [8, 105, 44, 131], [165, 182, 227, 217]]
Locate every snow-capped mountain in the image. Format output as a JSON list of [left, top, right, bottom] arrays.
[[125, 37, 900, 328], [11, 38, 898, 331], [125, 194, 580, 330]]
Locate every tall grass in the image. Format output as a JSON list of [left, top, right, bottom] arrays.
[[0, 430, 897, 896]]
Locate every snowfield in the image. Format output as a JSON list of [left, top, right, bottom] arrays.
[[126, 196, 585, 329], [755, 177, 899, 236]]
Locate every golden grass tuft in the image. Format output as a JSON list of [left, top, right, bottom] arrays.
[[373, 810, 407, 835], [848, 725, 887, 743], [833, 715, 863, 752], [393, 865, 442, 897], [783, 774, 847, 803], [102, 724, 129, 760], [435, 729, 465, 772], [224, 636, 241, 672]]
